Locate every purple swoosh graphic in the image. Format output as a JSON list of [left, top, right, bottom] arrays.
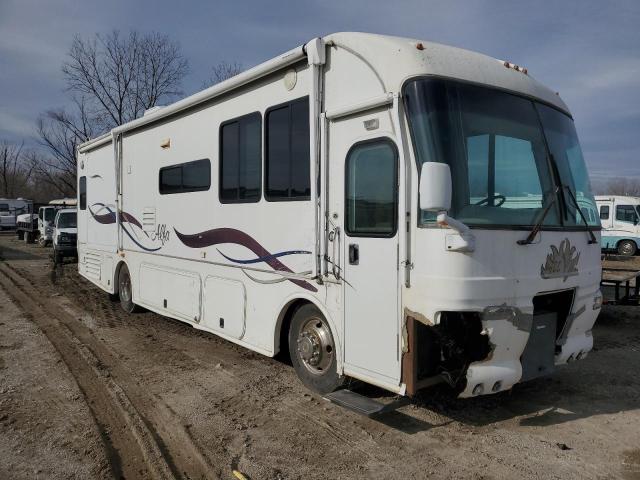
[[174, 227, 317, 292], [89, 204, 142, 229]]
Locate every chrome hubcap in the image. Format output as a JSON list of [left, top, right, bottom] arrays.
[[297, 317, 334, 375], [621, 243, 633, 255], [120, 274, 131, 302]]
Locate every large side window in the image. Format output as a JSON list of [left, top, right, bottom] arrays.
[[220, 112, 261, 203], [616, 204, 638, 223], [265, 97, 310, 200], [79, 176, 87, 210], [159, 159, 211, 195], [345, 139, 398, 237], [599, 205, 609, 220]]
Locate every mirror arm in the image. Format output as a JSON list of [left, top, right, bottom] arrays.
[[436, 212, 471, 235]]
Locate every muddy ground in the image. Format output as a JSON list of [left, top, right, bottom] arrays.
[[0, 233, 639, 480]]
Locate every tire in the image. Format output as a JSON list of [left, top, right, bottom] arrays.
[[17, 230, 24, 240], [118, 264, 141, 314], [38, 236, 47, 247], [288, 304, 345, 395], [618, 240, 637, 257], [53, 249, 63, 265]]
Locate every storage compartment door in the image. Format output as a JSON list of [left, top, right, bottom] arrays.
[[139, 264, 201, 323], [202, 277, 246, 340]]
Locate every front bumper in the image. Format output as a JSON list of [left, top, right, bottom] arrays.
[[55, 244, 77, 255], [459, 288, 600, 398]]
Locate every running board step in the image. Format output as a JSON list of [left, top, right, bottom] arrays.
[[323, 389, 410, 417]]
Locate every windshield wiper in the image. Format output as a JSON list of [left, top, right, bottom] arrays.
[[517, 187, 559, 245], [562, 185, 598, 244]]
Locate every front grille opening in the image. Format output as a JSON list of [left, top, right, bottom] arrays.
[[532, 289, 575, 348]]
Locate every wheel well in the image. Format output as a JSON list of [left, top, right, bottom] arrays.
[[617, 238, 638, 249], [275, 298, 313, 361]]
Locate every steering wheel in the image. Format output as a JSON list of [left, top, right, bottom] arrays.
[[474, 194, 506, 207]]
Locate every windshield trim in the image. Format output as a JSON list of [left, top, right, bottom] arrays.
[[401, 74, 573, 119], [402, 75, 601, 232]]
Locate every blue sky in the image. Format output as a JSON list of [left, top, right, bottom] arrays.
[[1, 0, 639, 182]]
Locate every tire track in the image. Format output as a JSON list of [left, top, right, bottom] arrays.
[[0, 260, 217, 479]]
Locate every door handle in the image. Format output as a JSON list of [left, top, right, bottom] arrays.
[[349, 244, 359, 265]]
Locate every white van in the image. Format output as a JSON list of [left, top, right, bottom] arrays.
[[595, 195, 640, 256], [77, 33, 602, 400], [52, 209, 78, 263]]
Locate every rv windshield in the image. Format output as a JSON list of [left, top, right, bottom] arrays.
[[403, 77, 599, 229], [57, 212, 77, 229]]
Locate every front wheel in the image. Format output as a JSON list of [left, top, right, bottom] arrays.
[[618, 240, 637, 257], [288, 304, 345, 395], [118, 264, 141, 314]]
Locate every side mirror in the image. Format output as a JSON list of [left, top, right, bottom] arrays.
[[419, 162, 452, 212]]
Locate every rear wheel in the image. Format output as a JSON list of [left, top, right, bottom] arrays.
[[288, 304, 345, 395], [17, 230, 24, 240], [618, 240, 637, 257], [118, 264, 141, 314]]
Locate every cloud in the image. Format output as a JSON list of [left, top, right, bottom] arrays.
[[0, 0, 638, 180]]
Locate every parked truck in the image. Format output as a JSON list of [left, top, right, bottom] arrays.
[[0, 198, 32, 230], [16, 198, 77, 245]]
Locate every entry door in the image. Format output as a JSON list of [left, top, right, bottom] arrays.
[[343, 139, 400, 382], [599, 202, 613, 229]]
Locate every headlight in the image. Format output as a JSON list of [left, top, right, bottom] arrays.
[[593, 291, 603, 310]]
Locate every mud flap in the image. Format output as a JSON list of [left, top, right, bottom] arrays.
[[520, 312, 557, 382]]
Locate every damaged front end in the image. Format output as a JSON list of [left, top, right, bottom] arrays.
[[402, 289, 599, 397]]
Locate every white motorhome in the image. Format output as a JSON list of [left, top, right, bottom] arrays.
[[78, 33, 602, 400], [595, 195, 640, 256]]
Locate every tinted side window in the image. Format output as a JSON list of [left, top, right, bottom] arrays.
[[220, 112, 261, 203], [599, 205, 609, 220], [159, 159, 210, 195], [345, 139, 398, 237], [616, 205, 638, 223], [265, 97, 310, 200], [79, 176, 87, 210]]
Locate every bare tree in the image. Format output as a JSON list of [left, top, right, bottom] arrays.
[[0, 140, 34, 198], [62, 30, 189, 127], [202, 61, 244, 88], [606, 177, 640, 197], [36, 96, 97, 196], [37, 30, 189, 195]]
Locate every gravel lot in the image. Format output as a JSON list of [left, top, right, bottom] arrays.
[[1, 233, 639, 479]]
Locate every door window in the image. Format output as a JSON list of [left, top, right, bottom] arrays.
[[345, 139, 398, 237]]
